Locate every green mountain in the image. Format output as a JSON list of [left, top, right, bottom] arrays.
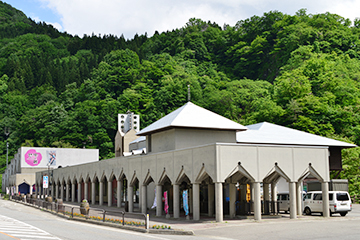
[[1, 1, 360, 195]]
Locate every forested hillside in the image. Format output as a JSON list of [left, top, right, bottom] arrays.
[[1, 1, 360, 194]]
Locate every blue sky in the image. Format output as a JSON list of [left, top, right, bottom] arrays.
[[3, 0, 360, 39]]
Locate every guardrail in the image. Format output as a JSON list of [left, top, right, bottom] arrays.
[[11, 195, 149, 229]]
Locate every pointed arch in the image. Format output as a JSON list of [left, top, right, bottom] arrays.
[[143, 170, 154, 186], [298, 164, 324, 182], [263, 164, 291, 183], [226, 163, 255, 183]]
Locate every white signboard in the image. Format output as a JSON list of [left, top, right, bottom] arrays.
[[43, 176, 48, 189]]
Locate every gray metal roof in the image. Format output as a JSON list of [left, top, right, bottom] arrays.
[[129, 136, 146, 144], [137, 102, 247, 136], [236, 122, 356, 148]]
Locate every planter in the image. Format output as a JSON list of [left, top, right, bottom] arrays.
[[80, 200, 90, 215]]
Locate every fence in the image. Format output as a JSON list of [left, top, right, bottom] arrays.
[[235, 200, 280, 215], [11, 195, 149, 229]]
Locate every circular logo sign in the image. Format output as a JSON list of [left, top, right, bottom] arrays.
[[25, 149, 42, 166]]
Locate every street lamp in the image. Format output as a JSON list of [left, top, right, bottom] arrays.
[[4, 127, 10, 170]]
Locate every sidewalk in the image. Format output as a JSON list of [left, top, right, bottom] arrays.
[[61, 201, 287, 232]]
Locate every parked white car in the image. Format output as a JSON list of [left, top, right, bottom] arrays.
[[303, 191, 352, 216]]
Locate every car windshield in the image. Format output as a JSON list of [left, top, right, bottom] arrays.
[[336, 193, 349, 201]]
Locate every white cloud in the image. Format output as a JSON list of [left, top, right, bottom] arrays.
[[38, 0, 360, 39]]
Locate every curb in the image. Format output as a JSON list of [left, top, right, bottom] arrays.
[[10, 199, 194, 235]]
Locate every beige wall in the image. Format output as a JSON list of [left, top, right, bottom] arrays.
[[37, 143, 329, 191], [150, 128, 236, 154]]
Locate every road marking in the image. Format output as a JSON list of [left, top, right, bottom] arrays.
[[0, 215, 61, 240]]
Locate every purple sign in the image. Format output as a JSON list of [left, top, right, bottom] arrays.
[[25, 149, 42, 166]]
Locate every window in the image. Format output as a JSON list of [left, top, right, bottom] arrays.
[[304, 193, 312, 200], [336, 193, 349, 201], [314, 193, 322, 200], [329, 193, 333, 201]]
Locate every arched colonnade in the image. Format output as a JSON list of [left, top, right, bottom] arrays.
[[35, 143, 331, 221]]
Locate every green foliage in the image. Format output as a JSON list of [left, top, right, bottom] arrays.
[[0, 4, 360, 195]]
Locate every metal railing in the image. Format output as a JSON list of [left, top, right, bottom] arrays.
[[236, 200, 280, 215], [11, 195, 149, 229]]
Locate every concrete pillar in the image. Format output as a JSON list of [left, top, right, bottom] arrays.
[[156, 184, 162, 216], [99, 181, 104, 206], [296, 182, 303, 215], [192, 183, 200, 221], [128, 186, 133, 212], [173, 184, 180, 218], [91, 181, 96, 205], [189, 187, 193, 214], [289, 181, 297, 219], [71, 183, 75, 202], [66, 183, 70, 202], [208, 184, 215, 217], [55, 183, 59, 199], [253, 182, 262, 221], [215, 182, 223, 222], [117, 180, 121, 208], [84, 182, 88, 201], [108, 181, 112, 207], [60, 183, 64, 200], [271, 183, 277, 213], [141, 185, 147, 214], [229, 183, 236, 218], [78, 182, 82, 203], [322, 181, 330, 217]]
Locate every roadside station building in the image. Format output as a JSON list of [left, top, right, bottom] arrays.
[[34, 102, 356, 222], [2, 147, 99, 195]]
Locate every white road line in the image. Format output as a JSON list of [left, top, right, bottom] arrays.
[[0, 214, 62, 240]]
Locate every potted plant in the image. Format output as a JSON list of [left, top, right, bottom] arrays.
[[80, 199, 90, 215]]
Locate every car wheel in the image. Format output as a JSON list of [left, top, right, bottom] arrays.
[[329, 210, 332, 216], [304, 207, 311, 215], [340, 212, 347, 217]]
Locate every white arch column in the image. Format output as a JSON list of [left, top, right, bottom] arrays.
[[128, 185, 134, 212], [215, 182, 223, 222], [156, 184, 162, 216], [78, 182, 82, 203], [91, 180, 96, 205], [173, 184, 180, 218], [99, 181, 104, 206], [55, 182, 59, 199], [296, 182, 303, 216], [117, 179, 121, 208], [71, 183, 76, 202], [229, 183, 236, 218], [60, 182, 64, 200], [66, 183, 70, 202], [253, 182, 262, 221], [192, 183, 200, 221], [108, 180, 112, 207], [289, 182, 297, 219], [322, 181, 330, 217], [141, 184, 147, 214], [84, 182, 88, 201], [271, 183, 277, 214]]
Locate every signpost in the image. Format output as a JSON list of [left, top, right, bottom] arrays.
[[43, 175, 48, 189]]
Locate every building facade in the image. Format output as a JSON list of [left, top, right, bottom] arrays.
[[2, 147, 99, 195], [33, 102, 355, 222]]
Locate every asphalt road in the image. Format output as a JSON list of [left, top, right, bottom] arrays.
[[1, 199, 360, 240]]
